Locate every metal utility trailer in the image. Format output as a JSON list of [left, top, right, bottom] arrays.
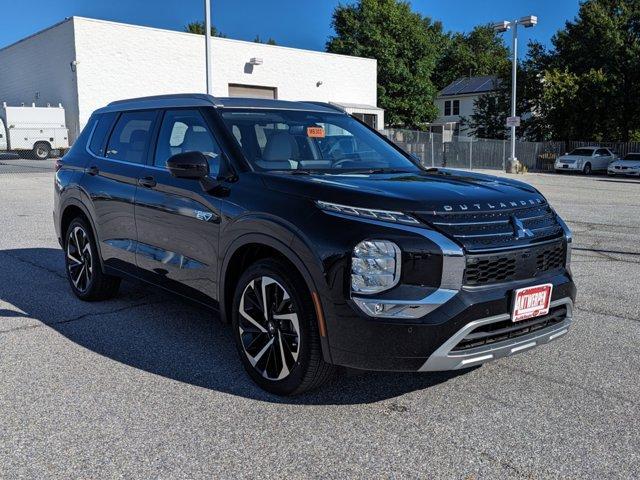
[[0, 103, 69, 159]]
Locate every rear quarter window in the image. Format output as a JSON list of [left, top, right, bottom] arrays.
[[88, 112, 117, 157]]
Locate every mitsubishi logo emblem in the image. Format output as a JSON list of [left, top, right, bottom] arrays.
[[511, 216, 534, 239]]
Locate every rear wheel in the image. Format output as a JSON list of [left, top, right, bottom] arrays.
[[232, 258, 334, 395], [64, 217, 121, 301], [32, 142, 51, 160], [583, 162, 592, 175]]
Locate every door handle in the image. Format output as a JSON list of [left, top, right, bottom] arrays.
[[86, 165, 99, 176], [138, 176, 157, 188]]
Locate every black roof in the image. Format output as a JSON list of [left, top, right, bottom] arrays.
[[96, 94, 344, 114], [439, 76, 500, 97]]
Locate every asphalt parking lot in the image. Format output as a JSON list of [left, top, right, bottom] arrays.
[[1, 168, 639, 478]]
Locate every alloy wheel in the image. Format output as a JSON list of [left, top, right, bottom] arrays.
[[238, 276, 301, 381], [66, 226, 94, 293]]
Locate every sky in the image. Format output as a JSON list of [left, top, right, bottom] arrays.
[[0, 0, 581, 53]]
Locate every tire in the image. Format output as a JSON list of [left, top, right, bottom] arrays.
[[64, 217, 121, 301], [32, 142, 51, 160], [583, 162, 592, 175], [231, 258, 334, 395]]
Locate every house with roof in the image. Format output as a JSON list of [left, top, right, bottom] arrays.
[[431, 75, 500, 139]]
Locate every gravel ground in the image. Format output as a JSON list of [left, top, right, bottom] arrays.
[[0, 170, 639, 479]]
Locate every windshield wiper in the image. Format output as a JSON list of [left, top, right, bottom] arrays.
[[337, 168, 416, 175], [269, 169, 312, 175]]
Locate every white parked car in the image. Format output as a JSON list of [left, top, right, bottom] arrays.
[[608, 153, 640, 177], [554, 147, 616, 175]]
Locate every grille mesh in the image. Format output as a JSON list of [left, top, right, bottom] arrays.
[[452, 306, 568, 352], [464, 241, 566, 286]]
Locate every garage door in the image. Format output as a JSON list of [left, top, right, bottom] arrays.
[[228, 84, 277, 99]]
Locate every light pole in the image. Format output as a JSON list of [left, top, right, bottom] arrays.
[[493, 15, 537, 173], [204, 0, 212, 94]]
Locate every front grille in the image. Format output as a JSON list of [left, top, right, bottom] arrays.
[[451, 306, 568, 352], [415, 204, 564, 251], [464, 241, 565, 286]]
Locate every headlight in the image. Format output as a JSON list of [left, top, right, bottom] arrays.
[[351, 240, 401, 294], [316, 201, 419, 225]]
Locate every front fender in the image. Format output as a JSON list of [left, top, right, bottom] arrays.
[[218, 215, 334, 363]]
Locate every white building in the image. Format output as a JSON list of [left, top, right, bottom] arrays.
[[431, 76, 499, 138], [0, 16, 383, 142]]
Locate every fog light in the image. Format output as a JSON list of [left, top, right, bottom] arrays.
[[351, 240, 401, 294]]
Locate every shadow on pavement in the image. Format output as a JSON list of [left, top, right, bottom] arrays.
[[0, 247, 471, 405]]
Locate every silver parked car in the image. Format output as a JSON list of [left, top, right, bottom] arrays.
[[607, 153, 640, 177], [555, 147, 616, 175]]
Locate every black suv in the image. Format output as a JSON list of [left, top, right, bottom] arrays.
[[54, 94, 576, 395]]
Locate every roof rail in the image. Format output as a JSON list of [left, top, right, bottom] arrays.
[[304, 101, 346, 113], [107, 93, 222, 107]]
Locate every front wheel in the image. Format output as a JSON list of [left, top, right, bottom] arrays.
[[232, 259, 334, 395], [583, 162, 592, 175]]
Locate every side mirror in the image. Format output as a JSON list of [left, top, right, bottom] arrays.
[[166, 151, 209, 179]]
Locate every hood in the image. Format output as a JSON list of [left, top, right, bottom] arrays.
[[262, 169, 546, 213]]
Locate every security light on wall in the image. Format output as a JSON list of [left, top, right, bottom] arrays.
[[249, 58, 263, 65]]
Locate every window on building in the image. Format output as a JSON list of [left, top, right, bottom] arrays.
[[453, 100, 460, 116], [444, 100, 451, 116], [154, 109, 222, 176], [352, 113, 378, 129], [105, 110, 157, 164]]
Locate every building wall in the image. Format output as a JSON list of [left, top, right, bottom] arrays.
[[0, 19, 81, 140], [73, 17, 378, 133], [433, 94, 480, 135]]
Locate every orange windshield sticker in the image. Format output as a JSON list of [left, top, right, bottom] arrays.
[[307, 127, 325, 138]]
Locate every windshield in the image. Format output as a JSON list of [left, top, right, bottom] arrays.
[[623, 153, 640, 161], [568, 148, 595, 156], [219, 109, 420, 173]]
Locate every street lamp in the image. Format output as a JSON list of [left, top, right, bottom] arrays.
[[493, 15, 538, 173], [204, 0, 212, 94]]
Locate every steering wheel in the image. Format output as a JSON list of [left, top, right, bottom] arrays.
[[332, 158, 354, 169]]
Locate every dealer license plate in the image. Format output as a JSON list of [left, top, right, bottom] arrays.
[[512, 284, 553, 322]]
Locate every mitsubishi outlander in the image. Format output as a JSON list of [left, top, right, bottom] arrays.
[[54, 94, 576, 395]]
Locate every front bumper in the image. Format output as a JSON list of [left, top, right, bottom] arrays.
[[555, 162, 581, 171], [608, 167, 640, 176], [326, 271, 576, 371], [419, 297, 572, 371]]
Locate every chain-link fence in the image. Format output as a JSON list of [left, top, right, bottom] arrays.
[[382, 129, 572, 172]]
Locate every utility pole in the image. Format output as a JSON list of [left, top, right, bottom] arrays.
[[204, 0, 212, 94], [493, 15, 538, 173]]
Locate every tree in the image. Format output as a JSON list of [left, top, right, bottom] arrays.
[[326, 0, 445, 128], [184, 21, 226, 37], [253, 35, 277, 45], [433, 25, 510, 90]]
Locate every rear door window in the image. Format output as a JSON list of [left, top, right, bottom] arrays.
[[106, 110, 157, 164]]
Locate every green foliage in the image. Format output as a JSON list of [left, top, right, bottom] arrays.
[[433, 25, 510, 89], [326, 0, 443, 128], [184, 21, 226, 38], [253, 35, 277, 45]]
